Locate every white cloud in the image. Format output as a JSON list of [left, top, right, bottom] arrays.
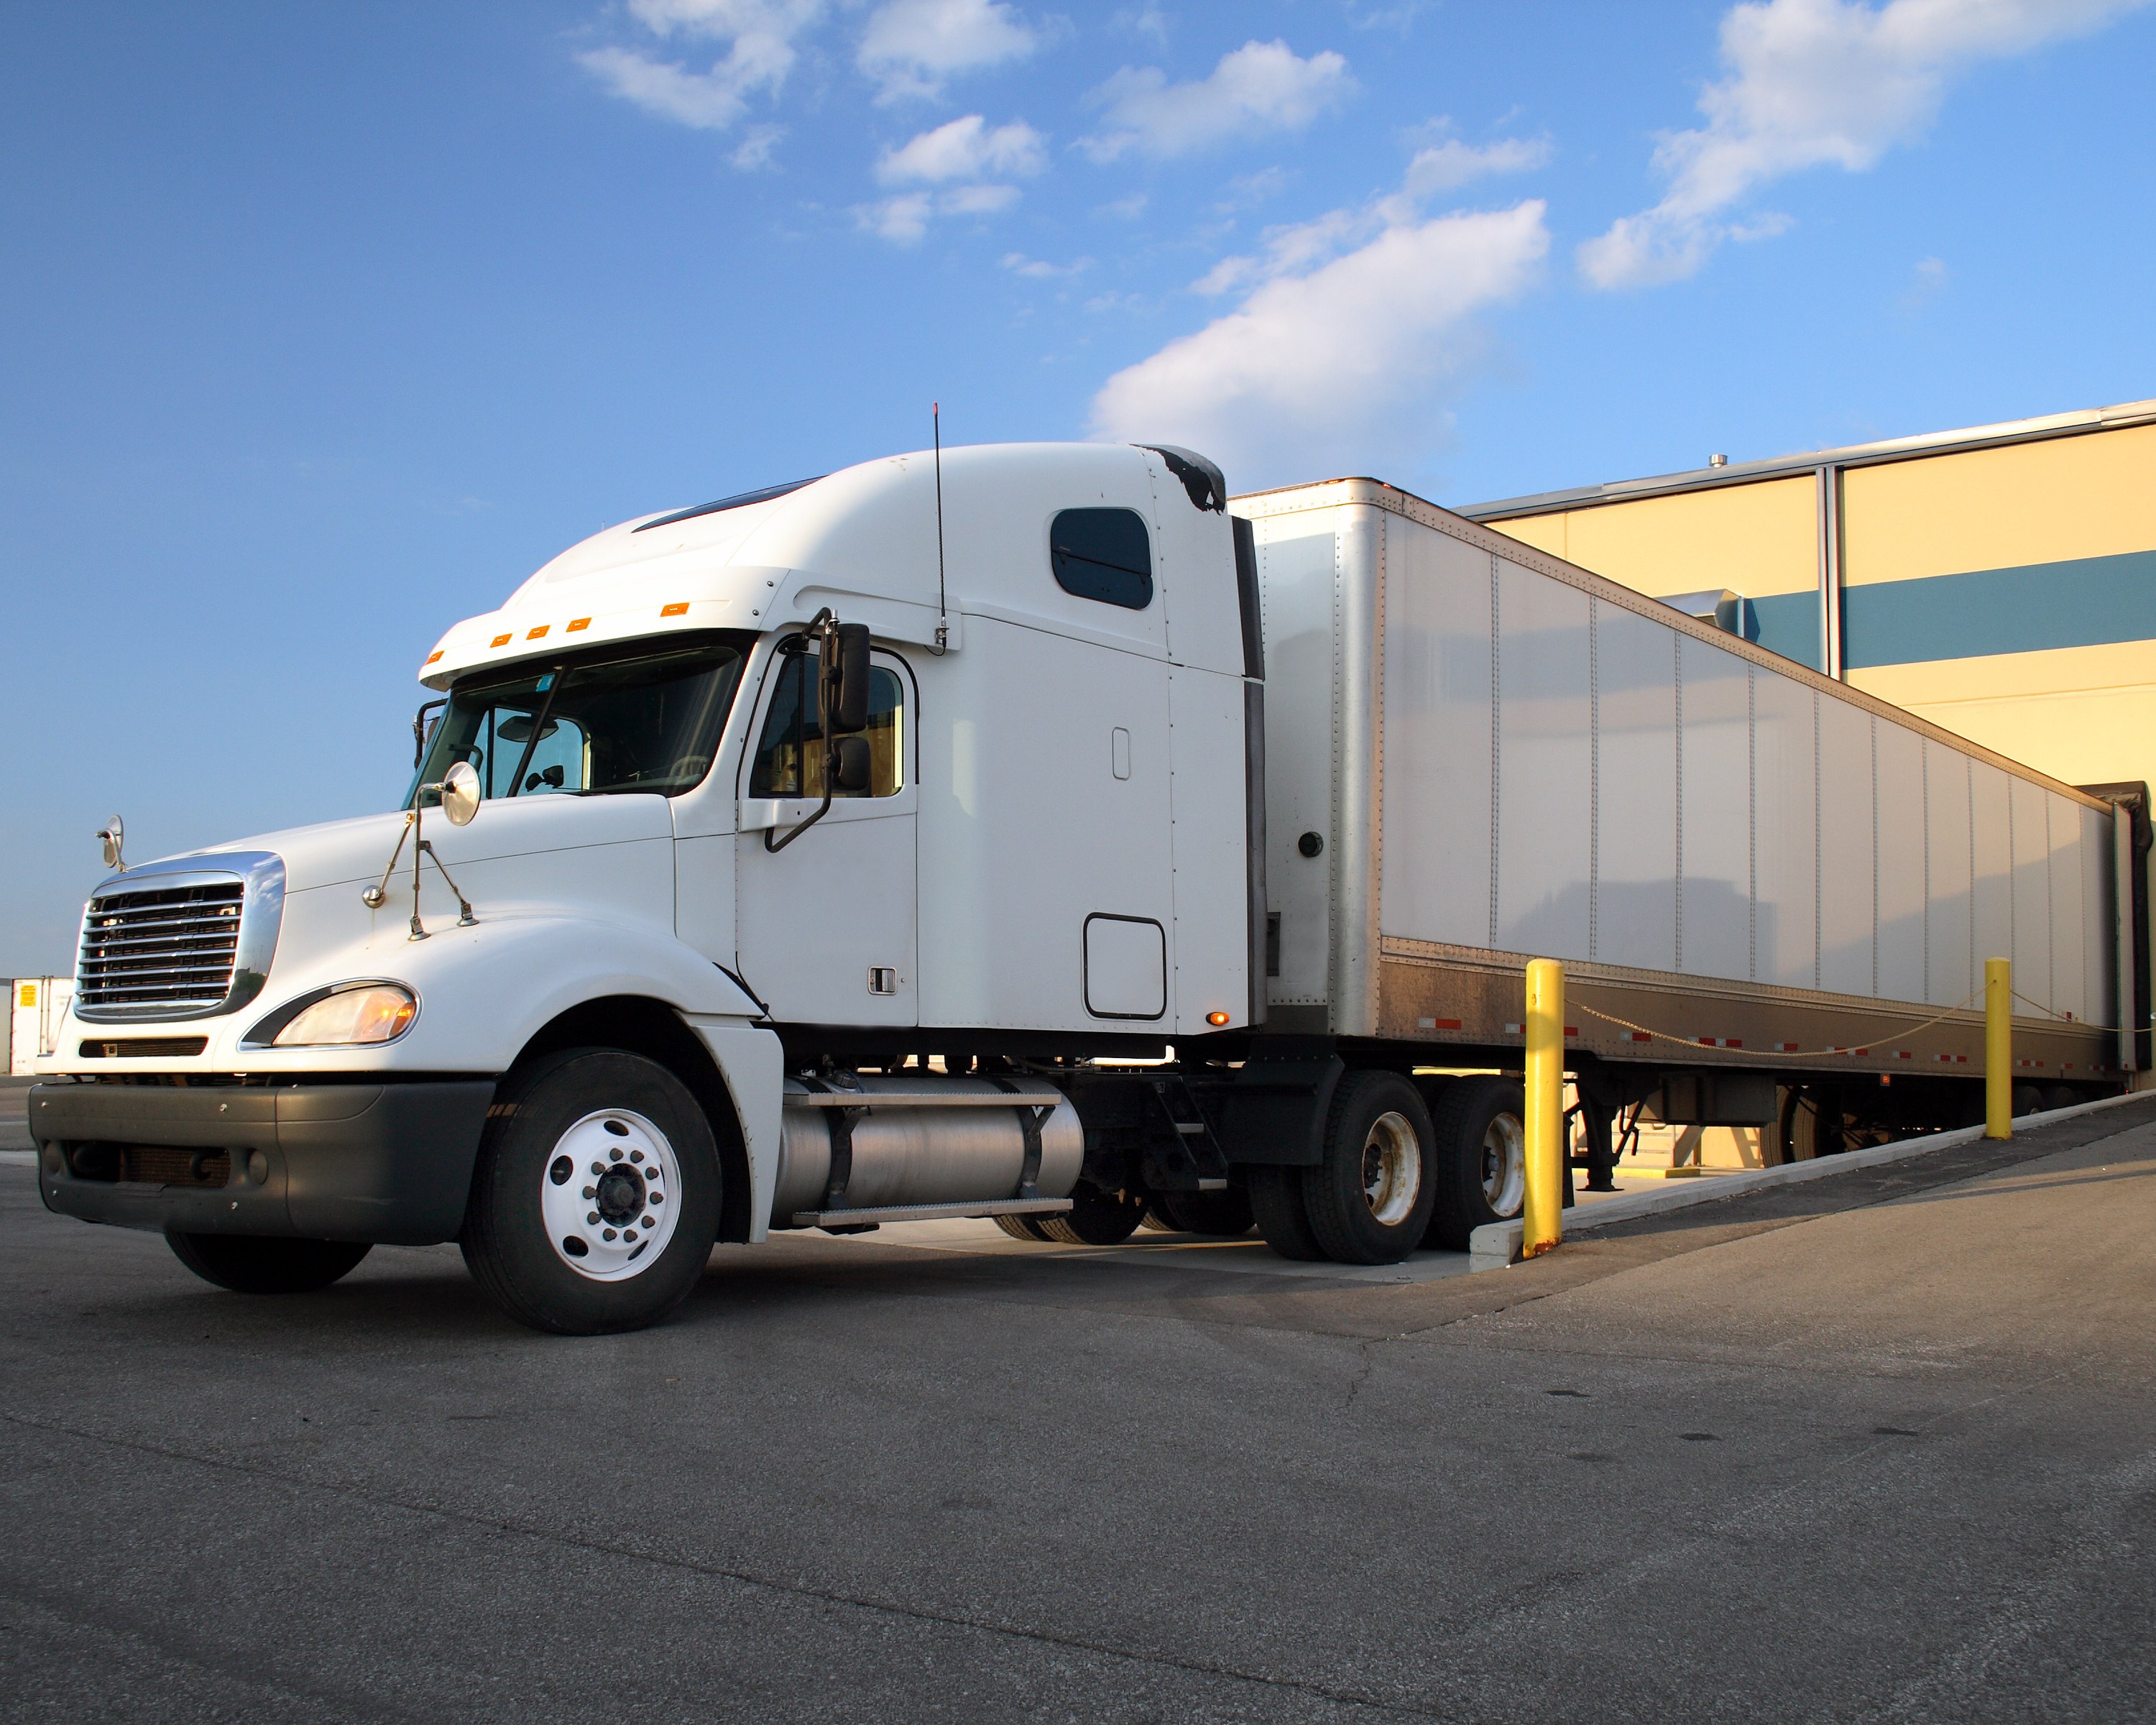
[[1079, 40, 1355, 161], [1401, 134, 1552, 193], [581, 0, 823, 137], [857, 0, 1041, 102], [877, 114, 1046, 183], [856, 183, 1021, 243], [1002, 252, 1092, 277], [1091, 192, 1549, 487], [1580, 0, 2153, 289]]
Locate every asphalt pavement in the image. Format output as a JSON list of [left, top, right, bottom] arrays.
[[4, 1095, 2154, 1723]]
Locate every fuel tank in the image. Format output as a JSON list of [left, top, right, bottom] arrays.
[[772, 1075, 1083, 1223]]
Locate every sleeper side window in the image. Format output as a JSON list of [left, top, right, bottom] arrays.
[[748, 655, 906, 798], [1050, 508, 1153, 610]]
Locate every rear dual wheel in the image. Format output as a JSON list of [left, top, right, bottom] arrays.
[[1250, 1071, 1437, 1266], [1423, 1076, 1527, 1251]]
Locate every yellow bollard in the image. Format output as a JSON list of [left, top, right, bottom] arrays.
[[1522, 959, 1565, 1259], [1985, 957, 2012, 1140]]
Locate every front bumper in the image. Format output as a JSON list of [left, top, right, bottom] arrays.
[[30, 1078, 497, 1246]]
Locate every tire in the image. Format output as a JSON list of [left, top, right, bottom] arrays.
[[1424, 1075, 1526, 1251], [165, 1233, 371, 1294], [2012, 1082, 2046, 1118], [1248, 1164, 1326, 1261], [993, 1213, 1054, 1241], [1157, 1188, 1256, 1238], [1300, 1071, 1436, 1264], [2042, 1085, 2078, 1113], [1035, 1184, 1147, 1245], [459, 1048, 722, 1335], [1140, 1205, 1181, 1232]]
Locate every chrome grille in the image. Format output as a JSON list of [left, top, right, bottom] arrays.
[[78, 880, 244, 1013], [73, 851, 284, 1024]]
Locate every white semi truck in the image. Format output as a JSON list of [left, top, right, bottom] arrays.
[[30, 443, 2150, 1332]]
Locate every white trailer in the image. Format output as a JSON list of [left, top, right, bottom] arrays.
[[28, 443, 2145, 1332], [10, 977, 72, 1075]]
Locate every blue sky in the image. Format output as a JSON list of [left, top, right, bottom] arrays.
[[4, 0, 2154, 977]]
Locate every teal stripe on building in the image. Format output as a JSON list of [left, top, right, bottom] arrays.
[[1843, 549, 2156, 669]]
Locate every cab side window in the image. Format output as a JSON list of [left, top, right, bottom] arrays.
[[749, 656, 906, 798], [1051, 508, 1153, 610]]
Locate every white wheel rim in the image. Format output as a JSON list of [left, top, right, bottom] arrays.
[[1482, 1112, 1526, 1217], [1361, 1110, 1422, 1227], [541, 1108, 682, 1282]]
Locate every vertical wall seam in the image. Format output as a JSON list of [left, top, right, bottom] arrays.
[[1747, 665, 1757, 982], [2008, 786, 2017, 985], [1488, 551, 1501, 950], [1589, 597, 1600, 962], [1967, 756, 1976, 1004], [1922, 744, 1931, 1004], [1870, 716, 1880, 998], [1813, 689, 1823, 990], [1369, 510, 1386, 1033], [1674, 633, 1685, 973]]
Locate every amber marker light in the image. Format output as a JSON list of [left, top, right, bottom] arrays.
[[660, 602, 690, 617], [490, 633, 512, 648], [424, 650, 443, 665], [567, 617, 591, 632], [526, 625, 549, 639], [1207, 1011, 1230, 1026]]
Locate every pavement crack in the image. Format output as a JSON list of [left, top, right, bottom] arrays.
[[1, 1407, 1444, 1720]]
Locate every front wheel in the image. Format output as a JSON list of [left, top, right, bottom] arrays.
[[166, 1233, 371, 1294], [460, 1049, 722, 1335]]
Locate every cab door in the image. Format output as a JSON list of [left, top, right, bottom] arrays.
[[734, 648, 918, 1027]]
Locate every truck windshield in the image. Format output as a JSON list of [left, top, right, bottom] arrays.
[[412, 634, 752, 805]]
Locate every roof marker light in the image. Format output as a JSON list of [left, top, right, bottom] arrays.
[[490, 633, 512, 648], [527, 625, 549, 640], [424, 650, 443, 666], [567, 617, 591, 632], [660, 602, 689, 618]]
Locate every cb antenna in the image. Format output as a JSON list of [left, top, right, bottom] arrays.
[[931, 402, 949, 654]]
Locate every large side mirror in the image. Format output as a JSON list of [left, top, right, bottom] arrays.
[[823, 622, 872, 734], [832, 735, 871, 794], [440, 760, 482, 827]]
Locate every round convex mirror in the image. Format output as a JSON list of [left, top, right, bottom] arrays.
[[441, 760, 482, 827]]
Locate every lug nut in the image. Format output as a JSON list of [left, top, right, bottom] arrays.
[[609, 1148, 624, 1162], [623, 1230, 637, 1243], [591, 1162, 604, 1177], [630, 1149, 643, 1164], [640, 1215, 654, 1228], [603, 1228, 617, 1241], [587, 1211, 600, 1225], [582, 1186, 596, 1200]]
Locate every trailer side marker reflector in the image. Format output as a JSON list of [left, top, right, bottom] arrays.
[[1416, 1017, 1462, 1031], [1697, 1036, 1741, 1049], [1624, 1030, 1652, 1044], [1206, 1011, 1230, 1026], [1779, 1042, 1800, 1053], [661, 602, 690, 617]]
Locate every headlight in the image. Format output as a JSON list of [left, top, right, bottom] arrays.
[[272, 984, 418, 1047]]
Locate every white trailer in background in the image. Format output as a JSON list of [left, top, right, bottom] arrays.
[[10, 978, 72, 1075], [25, 443, 2145, 1333]]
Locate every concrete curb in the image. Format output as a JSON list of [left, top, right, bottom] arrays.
[[1465, 1089, 2154, 1272]]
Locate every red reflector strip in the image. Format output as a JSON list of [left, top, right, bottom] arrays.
[[1896, 1050, 1912, 1060], [1697, 1036, 1741, 1049], [1779, 1042, 1800, 1053], [1414, 1017, 1462, 1031], [424, 650, 443, 665], [567, 617, 591, 632], [1624, 1031, 1652, 1043], [1565, 1026, 1579, 1038], [661, 602, 690, 617]]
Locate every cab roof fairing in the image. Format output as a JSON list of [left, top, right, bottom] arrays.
[[417, 442, 1166, 690]]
